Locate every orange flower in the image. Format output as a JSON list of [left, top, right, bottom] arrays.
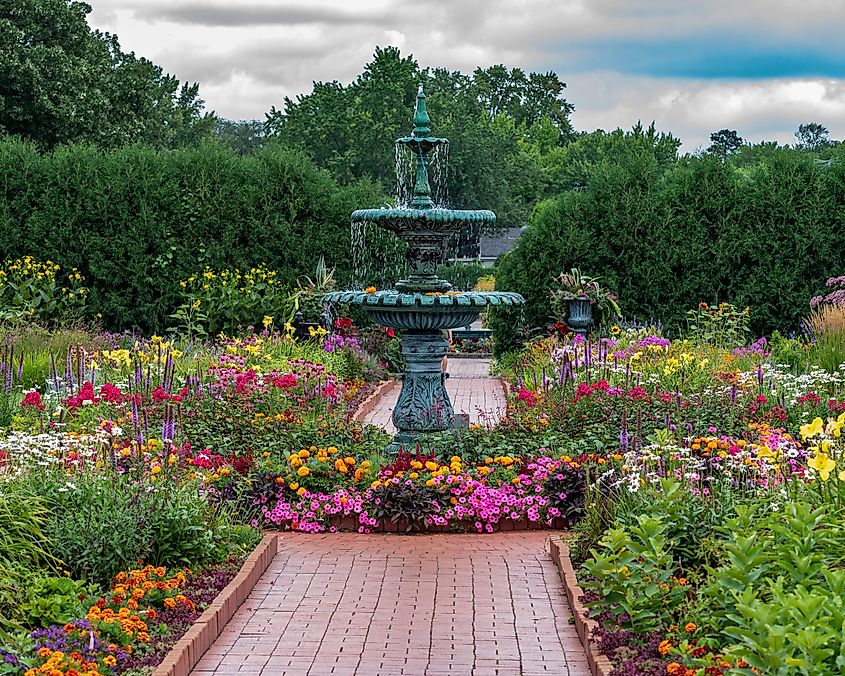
[[684, 622, 697, 633], [658, 640, 673, 656], [666, 663, 683, 676]]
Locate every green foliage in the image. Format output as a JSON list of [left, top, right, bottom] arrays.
[[436, 261, 488, 291], [0, 0, 214, 149], [499, 138, 845, 340], [0, 258, 87, 324], [18, 575, 89, 628], [581, 515, 688, 632], [693, 501, 845, 674], [174, 265, 292, 336], [685, 302, 751, 348], [0, 138, 384, 332], [614, 479, 735, 571], [0, 482, 58, 571], [43, 472, 227, 583]]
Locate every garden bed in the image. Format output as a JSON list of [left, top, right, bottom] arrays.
[[154, 535, 278, 676], [550, 538, 613, 676]]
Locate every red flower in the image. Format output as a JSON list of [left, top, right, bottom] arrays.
[[386, 328, 395, 338], [21, 390, 45, 410]]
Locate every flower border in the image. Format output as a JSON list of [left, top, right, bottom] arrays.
[[152, 535, 279, 676]]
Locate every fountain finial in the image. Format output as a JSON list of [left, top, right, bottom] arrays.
[[412, 84, 431, 138]]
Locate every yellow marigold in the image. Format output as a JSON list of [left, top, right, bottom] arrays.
[[297, 466, 310, 477], [296, 487, 306, 496]]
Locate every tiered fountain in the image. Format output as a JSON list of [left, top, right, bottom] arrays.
[[324, 86, 524, 454]]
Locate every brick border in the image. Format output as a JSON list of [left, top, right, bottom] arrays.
[[351, 379, 396, 422], [153, 534, 279, 676], [549, 537, 613, 676]]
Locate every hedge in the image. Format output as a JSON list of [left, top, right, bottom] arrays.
[[493, 146, 845, 350], [0, 138, 382, 332]]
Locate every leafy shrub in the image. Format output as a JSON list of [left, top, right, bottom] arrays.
[[43, 473, 226, 583], [689, 501, 845, 674], [0, 139, 385, 333], [614, 479, 736, 571], [581, 515, 688, 632], [173, 265, 292, 336], [18, 576, 90, 628], [367, 481, 440, 531], [0, 257, 87, 324], [498, 143, 845, 340], [436, 261, 488, 291]]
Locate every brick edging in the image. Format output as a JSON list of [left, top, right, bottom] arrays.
[[549, 537, 614, 676], [351, 379, 396, 422], [153, 534, 279, 676]]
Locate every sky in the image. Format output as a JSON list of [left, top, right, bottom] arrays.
[[87, 0, 845, 151]]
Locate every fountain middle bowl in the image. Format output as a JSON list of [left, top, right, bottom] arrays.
[[322, 290, 525, 331]]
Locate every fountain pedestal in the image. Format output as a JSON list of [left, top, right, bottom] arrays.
[[389, 330, 457, 454]]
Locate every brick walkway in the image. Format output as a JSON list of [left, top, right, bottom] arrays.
[[193, 533, 588, 676], [364, 357, 506, 434]]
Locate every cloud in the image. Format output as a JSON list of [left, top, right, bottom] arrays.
[[84, 0, 845, 146], [133, 1, 393, 27]]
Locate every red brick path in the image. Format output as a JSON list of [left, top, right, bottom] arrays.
[[364, 357, 506, 434], [192, 533, 588, 675]]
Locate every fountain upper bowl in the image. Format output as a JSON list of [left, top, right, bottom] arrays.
[[352, 208, 495, 235]]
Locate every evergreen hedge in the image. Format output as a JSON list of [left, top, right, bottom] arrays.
[[494, 146, 845, 350], [0, 139, 382, 332]]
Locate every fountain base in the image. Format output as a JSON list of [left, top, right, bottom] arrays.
[[385, 330, 467, 454]]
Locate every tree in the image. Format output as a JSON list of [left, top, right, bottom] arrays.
[[213, 119, 266, 155], [0, 0, 214, 148], [794, 122, 831, 151], [706, 129, 744, 157], [265, 47, 574, 227]]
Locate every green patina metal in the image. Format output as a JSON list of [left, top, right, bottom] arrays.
[[324, 85, 525, 454]]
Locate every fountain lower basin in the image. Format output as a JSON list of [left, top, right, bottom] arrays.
[[323, 290, 524, 330]]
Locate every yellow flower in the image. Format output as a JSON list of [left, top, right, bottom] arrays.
[[297, 466, 310, 477], [262, 315, 273, 329], [610, 325, 621, 335], [826, 419, 843, 438], [297, 487, 307, 496], [192, 299, 201, 310], [800, 417, 825, 440], [364, 286, 377, 294], [808, 451, 836, 481]]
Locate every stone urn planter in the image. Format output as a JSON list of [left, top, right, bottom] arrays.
[[566, 298, 594, 335]]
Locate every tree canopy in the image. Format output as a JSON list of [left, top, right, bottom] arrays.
[[0, 0, 214, 148], [265, 46, 575, 227]]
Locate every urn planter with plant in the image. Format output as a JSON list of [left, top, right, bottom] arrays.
[[550, 268, 621, 335]]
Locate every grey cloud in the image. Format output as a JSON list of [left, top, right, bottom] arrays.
[[134, 1, 395, 27]]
